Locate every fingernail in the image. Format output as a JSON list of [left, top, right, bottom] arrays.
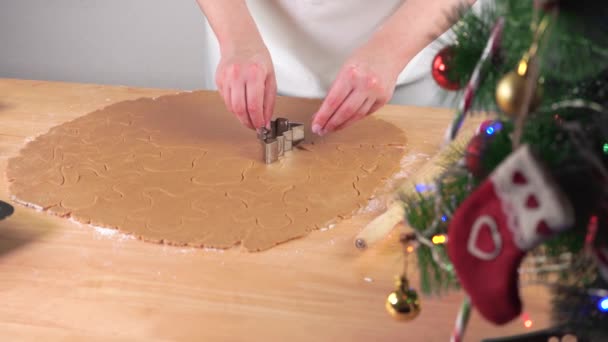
[[312, 124, 321, 135]]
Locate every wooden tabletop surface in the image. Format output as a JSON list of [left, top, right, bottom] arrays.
[[0, 78, 551, 341]]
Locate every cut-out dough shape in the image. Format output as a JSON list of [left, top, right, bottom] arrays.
[[7, 91, 407, 251]]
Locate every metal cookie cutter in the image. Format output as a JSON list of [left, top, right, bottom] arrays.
[[257, 117, 305, 164]]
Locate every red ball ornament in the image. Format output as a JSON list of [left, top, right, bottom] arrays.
[[465, 134, 488, 178], [432, 46, 462, 91], [465, 120, 503, 178]]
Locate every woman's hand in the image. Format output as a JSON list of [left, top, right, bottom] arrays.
[[197, 0, 276, 130], [311, 49, 400, 135], [216, 43, 276, 129], [310, 0, 476, 135]]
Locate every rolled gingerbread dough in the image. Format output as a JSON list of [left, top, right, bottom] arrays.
[[7, 91, 407, 251]]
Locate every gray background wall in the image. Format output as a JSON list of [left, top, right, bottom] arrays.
[[0, 1, 213, 90]]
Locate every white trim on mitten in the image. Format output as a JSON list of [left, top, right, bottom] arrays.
[[491, 145, 575, 251]]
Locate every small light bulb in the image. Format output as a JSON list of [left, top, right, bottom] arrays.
[[521, 312, 533, 328], [415, 184, 427, 193], [431, 235, 447, 245], [599, 297, 608, 312]]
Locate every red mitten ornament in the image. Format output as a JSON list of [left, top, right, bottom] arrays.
[[447, 145, 574, 324]]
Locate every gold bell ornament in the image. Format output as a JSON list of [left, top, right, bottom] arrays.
[[386, 233, 421, 321], [385, 275, 421, 321]]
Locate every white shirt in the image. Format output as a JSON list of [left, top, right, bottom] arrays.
[[203, 0, 452, 98]]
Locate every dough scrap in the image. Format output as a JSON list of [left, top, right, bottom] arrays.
[[7, 91, 407, 251]]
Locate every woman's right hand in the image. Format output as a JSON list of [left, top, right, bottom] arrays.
[[215, 42, 276, 130]]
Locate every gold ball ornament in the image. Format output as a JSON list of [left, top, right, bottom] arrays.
[[385, 277, 421, 321], [495, 71, 543, 117]]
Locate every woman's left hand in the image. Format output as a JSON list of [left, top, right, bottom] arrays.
[[311, 49, 401, 135]]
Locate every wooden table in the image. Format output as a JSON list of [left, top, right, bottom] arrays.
[[0, 79, 550, 341]]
